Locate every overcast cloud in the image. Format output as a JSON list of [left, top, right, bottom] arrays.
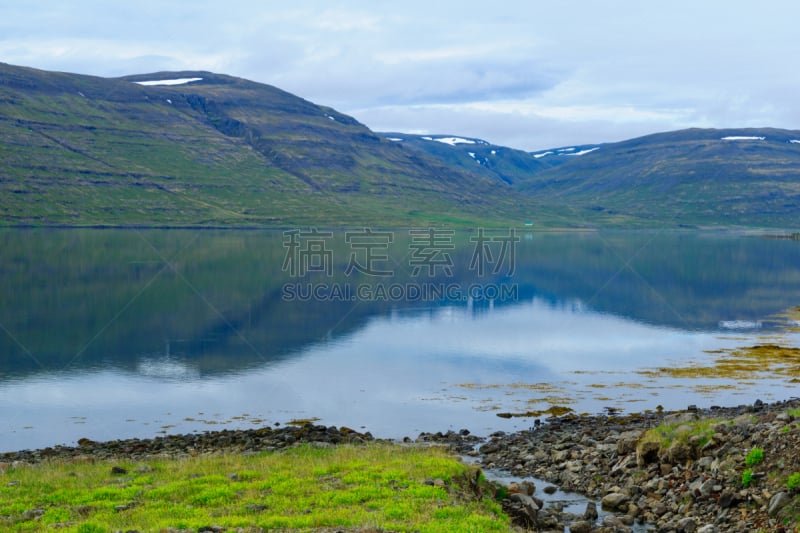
[[1, 1, 798, 150]]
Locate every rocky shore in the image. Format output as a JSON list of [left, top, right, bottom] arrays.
[[5, 398, 800, 532], [0, 424, 376, 464], [420, 398, 800, 532]]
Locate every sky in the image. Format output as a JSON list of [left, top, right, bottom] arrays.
[[1, 1, 799, 151]]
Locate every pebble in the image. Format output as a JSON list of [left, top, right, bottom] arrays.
[[418, 397, 800, 531]]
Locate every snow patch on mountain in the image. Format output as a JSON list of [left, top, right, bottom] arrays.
[[564, 147, 600, 156], [134, 77, 203, 86], [432, 137, 476, 146], [721, 136, 765, 141]]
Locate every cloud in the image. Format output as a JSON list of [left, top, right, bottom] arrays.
[[2, 1, 800, 150]]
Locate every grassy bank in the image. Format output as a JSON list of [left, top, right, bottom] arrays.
[[0, 442, 508, 532]]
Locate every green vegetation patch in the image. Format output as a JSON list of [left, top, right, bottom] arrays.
[[0, 443, 508, 532], [745, 447, 765, 467], [637, 417, 723, 453]]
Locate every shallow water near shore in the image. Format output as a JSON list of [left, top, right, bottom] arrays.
[[1, 229, 800, 453]]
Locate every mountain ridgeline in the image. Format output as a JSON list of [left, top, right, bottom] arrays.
[[1, 62, 799, 228]]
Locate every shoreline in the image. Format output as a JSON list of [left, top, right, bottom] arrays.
[[4, 398, 798, 461], [4, 397, 800, 531]]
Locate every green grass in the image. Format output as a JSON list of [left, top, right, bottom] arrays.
[[637, 418, 722, 453], [0, 443, 508, 532], [742, 468, 754, 488], [746, 447, 765, 467]]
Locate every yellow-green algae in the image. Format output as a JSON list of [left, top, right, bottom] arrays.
[[638, 343, 800, 381]]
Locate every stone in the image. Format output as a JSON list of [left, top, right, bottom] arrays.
[[601, 491, 629, 510], [543, 485, 558, 494], [504, 493, 539, 528], [245, 503, 267, 512], [617, 430, 643, 454], [768, 491, 792, 516], [509, 492, 537, 509], [663, 412, 699, 425], [664, 440, 693, 463], [717, 490, 737, 509], [21, 508, 45, 520], [637, 440, 660, 466], [568, 520, 593, 533], [519, 480, 536, 495], [110, 465, 128, 475], [601, 515, 629, 529], [583, 501, 598, 520], [676, 517, 697, 532]]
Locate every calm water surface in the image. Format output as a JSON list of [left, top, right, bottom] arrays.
[[1, 229, 799, 452]]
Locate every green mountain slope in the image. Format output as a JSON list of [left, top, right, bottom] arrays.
[[1, 63, 799, 228], [0, 63, 525, 227], [516, 128, 800, 227], [376, 132, 558, 185]]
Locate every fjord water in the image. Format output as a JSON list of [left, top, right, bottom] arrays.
[[1, 229, 799, 453]]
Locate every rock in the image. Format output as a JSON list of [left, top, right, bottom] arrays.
[[717, 490, 737, 509], [519, 480, 536, 495], [503, 493, 539, 528], [21, 508, 45, 520], [583, 501, 598, 520], [246, 503, 267, 512], [676, 517, 697, 532], [509, 492, 537, 509], [637, 440, 660, 466], [697, 525, 716, 533], [664, 440, 693, 463], [601, 514, 630, 530], [768, 491, 792, 516], [543, 485, 558, 494], [663, 412, 699, 425], [617, 430, 643, 454], [601, 491, 629, 510], [568, 520, 593, 533], [110, 465, 128, 475]]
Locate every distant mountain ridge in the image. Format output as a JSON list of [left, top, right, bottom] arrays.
[[1, 62, 799, 228], [0, 63, 521, 227]]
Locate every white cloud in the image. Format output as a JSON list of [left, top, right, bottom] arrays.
[[1, 1, 799, 150]]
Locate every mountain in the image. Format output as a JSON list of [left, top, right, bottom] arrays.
[[0, 62, 525, 227], [2, 62, 799, 228], [378, 132, 602, 186], [377, 132, 555, 185], [516, 128, 800, 227], [392, 128, 800, 228]]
